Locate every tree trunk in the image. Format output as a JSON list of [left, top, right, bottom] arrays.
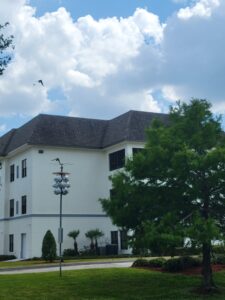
[[90, 240, 94, 251], [95, 240, 99, 255], [201, 184, 216, 292], [74, 241, 78, 255], [201, 242, 215, 290]]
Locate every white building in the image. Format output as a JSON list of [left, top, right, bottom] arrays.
[[0, 110, 167, 258]]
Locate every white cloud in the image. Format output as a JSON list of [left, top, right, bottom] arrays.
[[161, 0, 225, 114], [0, 0, 225, 125], [178, 0, 220, 19], [131, 8, 165, 44], [162, 86, 182, 102], [0, 1, 164, 118], [0, 124, 7, 133]]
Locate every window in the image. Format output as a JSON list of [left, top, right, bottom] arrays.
[[111, 231, 118, 245], [16, 166, 19, 178], [9, 199, 14, 217], [9, 234, 14, 252], [16, 201, 19, 215], [132, 148, 144, 156], [109, 149, 125, 171], [10, 164, 15, 182], [22, 159, 27, 178], [120, 230, 128, 250], [21, 196, 27, 214]]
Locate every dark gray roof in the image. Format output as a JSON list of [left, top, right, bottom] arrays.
[[0, 111, 168, 156]]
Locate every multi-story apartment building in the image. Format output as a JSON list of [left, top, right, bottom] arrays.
[[0, 110, 167, 258]]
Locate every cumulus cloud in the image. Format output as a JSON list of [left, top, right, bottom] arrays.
[[0, 2, 164, 118], [0, 0, 225, 127], [161, 0, 225, 114], [178, 0, 220, 19]]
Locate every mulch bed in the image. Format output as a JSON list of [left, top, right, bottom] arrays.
[[182, 265, 225, 276], [135, 265, 225, 276]]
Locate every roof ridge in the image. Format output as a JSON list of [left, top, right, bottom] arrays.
[[36, 113, 108, 123], [1, 129, 17, 156], [100, 120, 109, 148], [126, 110, 134, 140]]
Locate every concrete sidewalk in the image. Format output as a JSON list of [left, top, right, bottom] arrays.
[[0, 260, 133, 275]]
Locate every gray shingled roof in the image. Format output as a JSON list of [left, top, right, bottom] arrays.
[[0, 111, 168, 156]]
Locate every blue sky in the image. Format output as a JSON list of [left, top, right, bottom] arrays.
[[29, 0, 188, 21], [0, 0, 225, 132]]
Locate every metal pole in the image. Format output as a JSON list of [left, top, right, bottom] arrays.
[[59, 163, 63, 277], [59, 191, 62, 277], [52, 158, 70, 278]]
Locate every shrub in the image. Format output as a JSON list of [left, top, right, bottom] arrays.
[[163, 256, 201, 272], [132, 258, 167, 268], [132, 259, 150, 268], [63, 248, 76, 257], [212, 245, 225, 255], [163, 258, 183, 272], [212, 255, 225, 265], [148, 258, 166, 268], [0, 255, 16, 261], [181, 256, 201, 268], [42, 230, 57, 262]]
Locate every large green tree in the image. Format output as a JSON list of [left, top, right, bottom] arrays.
[[0, 22, 14, 75], [100, 99, 225, 291]]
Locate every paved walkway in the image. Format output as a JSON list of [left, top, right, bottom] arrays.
[[0, 260, 133, 275]]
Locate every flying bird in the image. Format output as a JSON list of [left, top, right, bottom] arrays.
[[33, 79, 44, 86], [38, 79, 44, 86]]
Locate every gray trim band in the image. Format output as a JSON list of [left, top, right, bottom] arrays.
[[0, 213, 108, 221]]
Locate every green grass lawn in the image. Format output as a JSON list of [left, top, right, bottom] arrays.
[[1, 268, 225, 299]]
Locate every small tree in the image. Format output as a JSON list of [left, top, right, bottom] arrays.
[[85, 230, 96, 252], [42, 230, 57, 262], [68, 230, 80, 255], [92, 229, 104, 253], [85, 229, 104, 254]]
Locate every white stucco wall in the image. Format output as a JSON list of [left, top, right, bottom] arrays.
[[31, 146, 109, 214], [0, 141, 144, 258]]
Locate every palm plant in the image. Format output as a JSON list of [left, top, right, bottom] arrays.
[[85, 229, 104, 254], [93, 229, 104, 251], [68, 230, 80, 255], [85, 230, 96, 251]]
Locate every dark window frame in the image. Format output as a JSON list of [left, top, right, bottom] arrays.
[[21, 195, 27, 215], [9, 234, 14, 252], [22, 159, 27, 178], [10, 164, 15, 182], [109, 149, 125, 171], [16, 165, 19, 178], [16, 200, 19, 215], [9, 199, 14, 217], [111, 231, 118, 245], [120, 230, 128, 250]]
